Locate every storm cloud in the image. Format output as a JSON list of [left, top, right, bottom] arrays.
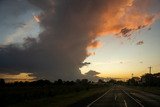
[[0, 0, 159, 81]]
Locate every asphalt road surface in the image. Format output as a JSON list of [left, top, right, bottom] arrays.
[[87, 86, 160, 107]]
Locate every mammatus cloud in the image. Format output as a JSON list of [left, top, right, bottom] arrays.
[[0, 0, 160, 81]]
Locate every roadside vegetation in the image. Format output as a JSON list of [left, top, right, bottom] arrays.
[[126, 72, 160, 87], [9, 87, 109, 107], [125, 72, 160, 95], [0, 79, 111, 107]]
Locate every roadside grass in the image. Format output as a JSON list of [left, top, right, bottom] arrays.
[[9, 87, 110, 107], [128, 86, 160, 95]]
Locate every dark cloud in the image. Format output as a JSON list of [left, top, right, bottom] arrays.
[[120, 61, 123, 64], [136, 40, 144, 45], [119, 25, 147, 37], [120, 28, 132, 37], [85, 70, 100, 76], [84, 70, 102, 81], [148, 27, 152, 30], [0, 0, 159, 81], [1, 0, 109, 81], [80, 62, 91, 67], [140, 61, 143, 64]]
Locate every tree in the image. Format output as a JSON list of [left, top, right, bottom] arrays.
[[127, 78, 138, 86], [108, 79, 116, 84], [141, 74, 153, 86], [0, 79, 5, 86], [98, 79, 105, 84], [81, 79, 88, 85]]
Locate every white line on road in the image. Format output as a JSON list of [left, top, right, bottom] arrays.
[[135, 98, 142, 103], [130, 93, 142, 103], [115, 94, 117, 101], [124, 100, 128, 107], [122, 89, 144, 107], [87, 87, 113, 107]]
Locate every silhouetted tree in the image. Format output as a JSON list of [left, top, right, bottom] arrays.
[[117, 80, 125, 85], [76, 79, 81, 84], [127, 78, 138, 86], [0, 79, 5, 87], [108, 79, 116, 85], [98, 79, 105, 84], [54, 79, 63, 85], [141, 73, 160, 86], [81, 79, 88, 85]]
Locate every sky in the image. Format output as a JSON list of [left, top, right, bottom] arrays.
[[0, 0, 41, 44], [0, 0, 160, 82], [81, 20, 160, 79]]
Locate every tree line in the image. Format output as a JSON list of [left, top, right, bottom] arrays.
[[127, 72, 160, 86], [0, 78, 110, 106]]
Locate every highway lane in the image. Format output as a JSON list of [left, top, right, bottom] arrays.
[[122, 86, 160, 107], [87, 86, 160, 107]]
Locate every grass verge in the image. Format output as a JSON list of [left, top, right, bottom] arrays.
[[128, 86, 160, 95], [9, 87, 110, 107]]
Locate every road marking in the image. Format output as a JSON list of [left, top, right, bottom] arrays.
[[122, 89, 144, 107], [115, 94, 117, 101], [124, 100, 128, 107], [130, 93, 142, 103], [135, 98, 142, 103], [87, 87, 113, 107]]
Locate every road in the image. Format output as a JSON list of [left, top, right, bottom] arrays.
[[87, 86, 160, 107]]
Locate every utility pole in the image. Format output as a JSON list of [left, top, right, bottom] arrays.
[[148, 66, 152, 87], [148, 66, 152, 74], [132, 73, 133, 78]]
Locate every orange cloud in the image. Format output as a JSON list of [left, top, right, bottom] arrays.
[[87, 52, 96, 56], [85, 0, 159, 56], [87, 40, 102, 49], [91, 0, 159, 37], [33, 15, 40, 23], [85, 0, 160, 58]]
